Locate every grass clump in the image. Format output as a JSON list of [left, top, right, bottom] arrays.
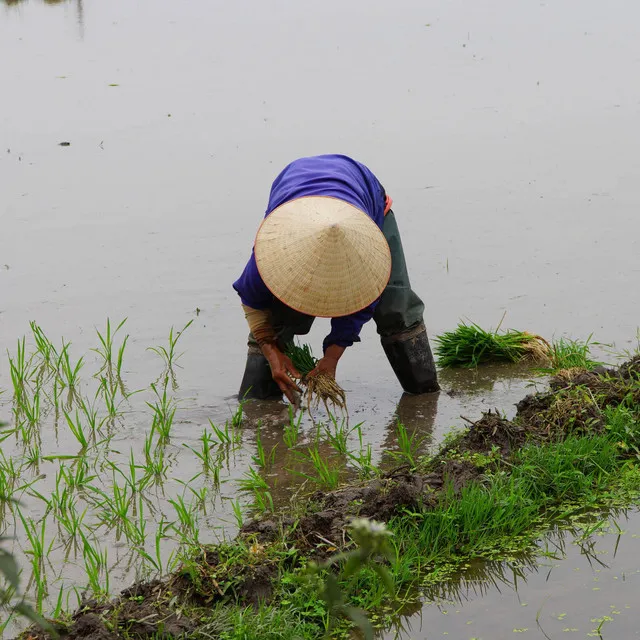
[[542, 336, 603, 373], [285, 342, 347, 417], [435, 321, 550, 368]]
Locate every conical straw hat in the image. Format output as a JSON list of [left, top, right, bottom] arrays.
[[255, 196, 392, 318]]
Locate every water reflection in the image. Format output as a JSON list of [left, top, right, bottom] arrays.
[[438, 361, 541, 395], [384, 511, 631, 640], [239, 392, 441, 507], [3, 0, 84, 38], [379, 391, 439, 468], [3, 0, 68, 6]]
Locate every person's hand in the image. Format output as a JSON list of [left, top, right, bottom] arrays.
[[307, 344, 345, 380], [307, 355, 339, 380], [261, 343, 302, 404]]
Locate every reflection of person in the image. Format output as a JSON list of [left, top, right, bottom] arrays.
[[379, 391, 440, 467], [233, 154, 439, 403]]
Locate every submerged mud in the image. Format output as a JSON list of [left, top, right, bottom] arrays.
[[22, 357, 640, 640]]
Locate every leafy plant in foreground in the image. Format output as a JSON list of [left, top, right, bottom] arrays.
[[307, 518, 395, 640], [0, 537, 56, 637]]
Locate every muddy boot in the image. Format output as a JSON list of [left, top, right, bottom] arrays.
[[238, 344, 282, 400], [381, 322, 440, 394]]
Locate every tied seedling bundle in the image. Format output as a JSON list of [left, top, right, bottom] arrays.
[[285, 342, 347, 416], [435, 321, 551, 368]]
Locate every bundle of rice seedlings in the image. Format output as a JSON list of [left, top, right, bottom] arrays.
[[434, 321, 551, 368], [285, 342, 347, 416]]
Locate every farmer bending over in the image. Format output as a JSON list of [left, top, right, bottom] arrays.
[[233, 154, 439, 403]]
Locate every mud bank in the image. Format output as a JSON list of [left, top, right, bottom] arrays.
[[21, 356, 640, 640]]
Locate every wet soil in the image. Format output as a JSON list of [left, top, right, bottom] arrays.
[[22, 357, 640, 640]]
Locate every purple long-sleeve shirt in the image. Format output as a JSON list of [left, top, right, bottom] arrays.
[[233, 154, 386, 352]]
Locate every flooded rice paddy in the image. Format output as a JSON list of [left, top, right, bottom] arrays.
[[385, 511, 640, 639], [2, 0, 640, 637]]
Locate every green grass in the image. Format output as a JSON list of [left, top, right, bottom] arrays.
[[542, 336, 603, 372], [434, 321, 548, 368], [194, 604, 323, 640]]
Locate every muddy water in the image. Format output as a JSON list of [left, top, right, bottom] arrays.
[[2, 0, 640, 419], [1, 0, 640, 632], [384, 509, 640, 639]]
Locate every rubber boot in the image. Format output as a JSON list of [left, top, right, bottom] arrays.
[[238, 344, 282, 400], [381, 322, 440, 394]]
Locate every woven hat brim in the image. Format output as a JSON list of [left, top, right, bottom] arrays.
[[255, 196, 391, 318]]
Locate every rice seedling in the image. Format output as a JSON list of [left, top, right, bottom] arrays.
[[143, 516, 175, 576], [98, 374, 122, 419], [183, 428, 218, 475], [79, 532, 109, 597], [384, 422, 425, 470], [46, 472, 73, 519], [322, 414, 353, 456], [8, 337, 31, 408], [57, 341, 84, 399], [58, 458, 96, 492], [184, 481, 210, 513], [56, 500, 87, 549], [0, 609, 16, 636], [142, 431, 169, 486], [231, 399, 244, 430], [0, 421, 15, 444], [107, 450, 150, 495], [79, 396, 104, 435], [147, 319, 193, 389], [0, 535, 55, 636], [0, 453, 22, 506], [92, 317, 129, 377], [208, 417, 242, 449], [294, 445, 340, 490], [24, 442, 42, 470], [50, 582, 67, 620], [126, 495, 150, 548], [169, 495, 200, 545], [107, 475, 133, 536], [15, 385, 42, 428], [252, 428, 277, 470], [286, 342, 347, 417], [238, 467, 274, 514], [148, 382, 177, 443], [30, 322, 58, 385], [283, 405, 303, 449], [434, 320, 550, 368], [87, 474, 134, 540], [17, 509, 54, 613], [347, 423, 378, 480], [63, 410, 90, 451], [230, 497, 244, 529], [541, 336, 602, 373], [51, 377, 62, 416]]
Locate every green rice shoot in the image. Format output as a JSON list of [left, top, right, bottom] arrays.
[[540, 336, 603, 373], [435, 321, 550, 368], [285, 342, 317, 377]]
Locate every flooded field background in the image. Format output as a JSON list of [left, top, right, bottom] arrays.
[[1, 0, 640, 635], [2, 0, 640, 425]]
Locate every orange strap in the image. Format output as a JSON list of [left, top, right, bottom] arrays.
[[384, 194, 393, 215]]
